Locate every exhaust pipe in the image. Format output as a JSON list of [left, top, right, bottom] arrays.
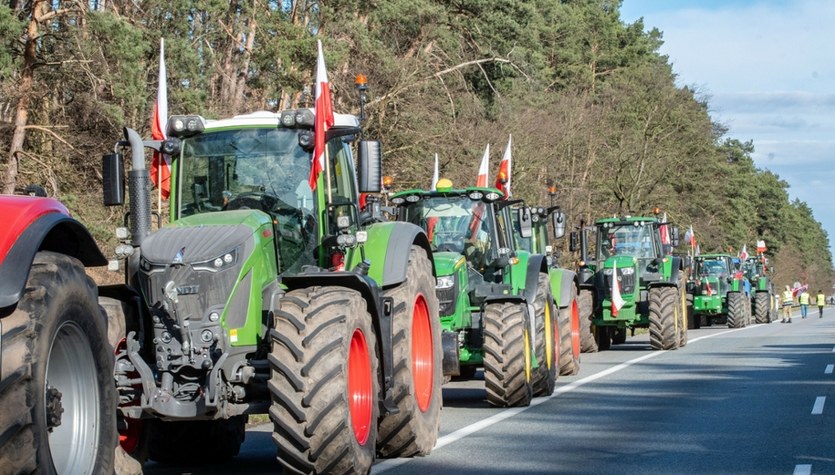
[[123, 127, 152, 247]]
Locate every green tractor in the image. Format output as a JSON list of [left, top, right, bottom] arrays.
[[391, 180, 558, 407], [514, 205, 581, 376], [686, 254, 752, 328], [99, 104, 443, 472], [579, 215, 687, 351], [742, 255, 776, 324]]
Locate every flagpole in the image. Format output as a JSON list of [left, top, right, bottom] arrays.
[[157, 164, 162, 218], [324, 145, 332, 204]]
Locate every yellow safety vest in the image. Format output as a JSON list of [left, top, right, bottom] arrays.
[[800, 293, 810, 305], [817, 293, 826, 306], [782, 290, 793, 304]]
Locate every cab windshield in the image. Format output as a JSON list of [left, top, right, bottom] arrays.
[[400, 196, 496, 268], [176, 128, 313, 217], [696, 258, 728, 277], [596, 223, 659, 260]]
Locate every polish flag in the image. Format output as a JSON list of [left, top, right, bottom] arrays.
[[611, 262, 626, 317], [309, 40, 334, 190], [739, 244, 749, 261], [150, 38, 170, 199], [475, 144, 490, 187], [756, 240, 767, 253], [431, 153, 439, 190], [659, 212, 670, 245], [494, 135, 511, 197]]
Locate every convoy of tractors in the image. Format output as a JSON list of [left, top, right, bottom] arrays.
[[0, 72, 779, 474]]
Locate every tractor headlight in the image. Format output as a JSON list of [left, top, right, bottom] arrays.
[[603, 268, 614, 276], [436, 275, 455, 289], [193, 248, 238, 272]]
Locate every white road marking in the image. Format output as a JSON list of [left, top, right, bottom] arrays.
[[812, 397, 826, 415], [825, 364, 834, 375], [372, 327, 751, 473], [793, 464, 812, 475]]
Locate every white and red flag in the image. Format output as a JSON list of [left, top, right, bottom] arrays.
[[431, 153, 439, 191], [309, 39, 334, 190], [659, 212, 670, 245], [611, 262, 626, 317], [150, 38, 170, 199], [756, 239, 767, 253], [739, 244, 749, 261], [494, 135, 512, 196], [475, 144, 490, 187]]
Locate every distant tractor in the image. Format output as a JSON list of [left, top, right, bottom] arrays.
[[100, 98, 443, 471], [514, 205, 581, 375], [687, 254, 752, 328], [580, 215, 687, 351], [742, 256, 776, 324], [391, 180, 558, 407]]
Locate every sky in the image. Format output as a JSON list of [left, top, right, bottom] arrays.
[[620, 0, 835, 258]]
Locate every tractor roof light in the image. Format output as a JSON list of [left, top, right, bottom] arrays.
[[167, 115, 206, 137], [382, 175, 395, 188], [468, 191, 484, 201], [355, 74, 368, 91], [484, 191, 501, 202], [390, 196, 405, 205], [405, 194, 421, 203]]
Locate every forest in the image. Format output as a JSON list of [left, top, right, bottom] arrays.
[[0, 0, 831, 290]]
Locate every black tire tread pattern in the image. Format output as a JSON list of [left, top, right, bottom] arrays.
[[649, 286, 678, 350], [727, 292, 746, 328], [578, 289, 597, 353], [754, 292, 770, 324], [0, 251, 116, 474], [483, 303, 532, 407], [269, 286, 378, 475], [377, 246, 442, 458], [531, 274, 556, 397]]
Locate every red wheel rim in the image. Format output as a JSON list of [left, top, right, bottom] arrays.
[[348, 328, 373, 444], [571, 299, 581, 359], [412, 294, 434, 412]]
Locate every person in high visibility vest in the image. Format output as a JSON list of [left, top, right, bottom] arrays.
[[817, 290, 826, 318], [799, 289, 811, 318], [781, 286, 794, 323]]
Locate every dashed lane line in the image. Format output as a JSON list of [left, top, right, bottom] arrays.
[[372, 326, 752, 474], [826, 364, 833, 375], [793, 464, 812, 475], [811, 396, 826, 415]]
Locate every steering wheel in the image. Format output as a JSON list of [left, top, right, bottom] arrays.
[[224, 191, 295, 213], [436, 236, 465, 253]]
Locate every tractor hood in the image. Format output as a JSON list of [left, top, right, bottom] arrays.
[[603, 255, 637, 269], [432, 251, 466, 277]]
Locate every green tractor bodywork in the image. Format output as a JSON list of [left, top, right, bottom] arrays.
[[742, 255, 776, 324], [686, 253, 752, 328], [392, 186, 557, 407], [514, 205, 581, 375], [101, 109, 442, 471], [587, 216, 688, 351]]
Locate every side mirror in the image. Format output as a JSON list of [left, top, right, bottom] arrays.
[[102, 153, 125, 206], [569, 231, 579, 252], [518, 208, 533, 238], [551, 210, 566, 239], [671, 226, 680, 247], [358, 140, 382, 193]]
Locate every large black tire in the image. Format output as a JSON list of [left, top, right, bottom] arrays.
[[727, 292, 746, 328], [611, 327, 627, 345], [558, 285, 581, 376], [147, 416, 247, 464], [754, 292, 770, 324], [649, 286, 679, 350], [686, 293, 700, 329], [483, 302, 532, 407], [377, 246, 442, 458], [269, 287, 379, 474], [595, 325, 612, 351], [0, 251, 116, 474], [578, 289, 597, 352], [531, 274, 557, 397]]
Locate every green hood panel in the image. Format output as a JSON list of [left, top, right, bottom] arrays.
[[604, 255, 637, 269], [433, 252, 466, 277]]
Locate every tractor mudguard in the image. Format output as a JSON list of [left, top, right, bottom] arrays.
[[348, 221, 434, 288], [522, 254, 549, 305], [547, 268, 578, 309], [0, 198, 106, 308]]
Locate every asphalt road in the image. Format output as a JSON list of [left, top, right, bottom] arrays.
[[145, 307, 835, 475]]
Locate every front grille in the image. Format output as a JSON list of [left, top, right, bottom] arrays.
[[436, 286, 456, 316], [603, 268, 636, 297]]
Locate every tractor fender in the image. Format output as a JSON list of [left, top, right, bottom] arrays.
[[547, 267, 579, 309], [522, 254, 550, 305], [0, 197, 106, 308], [355, 221, 435, 289]]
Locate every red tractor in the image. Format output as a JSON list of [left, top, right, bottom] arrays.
[[0, 195, 118, 473]]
